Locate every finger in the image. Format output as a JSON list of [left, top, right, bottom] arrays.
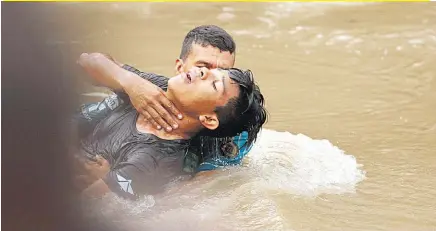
[[95, 155, 110, 169], [141, 109, 162, 130], [159, 96, 183, 120], [147, 107, 173, 132], [95, 155, 104, 165], [153, 103, 179, 130]]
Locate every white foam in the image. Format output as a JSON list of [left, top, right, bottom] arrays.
[[247, 129, 366, 196], [264, 2, 377, 20], [217, 12, 235, 22], [257, 17, 277, 29], [408, 39, 424, 45]]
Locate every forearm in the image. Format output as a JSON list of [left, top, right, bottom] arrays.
[[78, 53, 179, 130], [78, 53, 144, 92]]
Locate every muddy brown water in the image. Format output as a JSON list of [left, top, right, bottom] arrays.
[[46, 2, 436, 231]]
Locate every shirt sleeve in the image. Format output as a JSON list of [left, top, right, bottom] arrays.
[[103, 150, 183, 200], [112, 64, 169, 103], [121, 64, 169, 90], [72, 93, 125, 139]]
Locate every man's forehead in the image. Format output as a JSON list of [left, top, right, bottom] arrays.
[[222, 71, 240, 98], [188, 44, 234, 68]]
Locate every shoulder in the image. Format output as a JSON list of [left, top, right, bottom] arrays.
[[122, 64, 169, 90]]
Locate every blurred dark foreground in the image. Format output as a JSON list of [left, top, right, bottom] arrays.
[[1, 3, 115, 231]]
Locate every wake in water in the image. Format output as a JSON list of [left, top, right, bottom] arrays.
[[247, 129, 366, 196], [83, 129, 365, 231]]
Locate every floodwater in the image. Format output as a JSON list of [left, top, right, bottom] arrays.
[[49, 2, 436, 231]]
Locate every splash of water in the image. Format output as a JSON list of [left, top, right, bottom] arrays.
[[247, 129, 366, 196], [83, 128, 365, 230]]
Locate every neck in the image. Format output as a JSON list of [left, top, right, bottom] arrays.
[[136, 115, 200, 140], [136, 92, 201, 140]]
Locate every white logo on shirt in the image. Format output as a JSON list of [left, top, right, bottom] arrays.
[[105, 94, 121, 110], [116, 174, 134, 195]]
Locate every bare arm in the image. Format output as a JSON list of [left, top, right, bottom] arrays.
[[78, 53, 140, 92], [78, 53, 182, 131], [73, 62, 170, 138]]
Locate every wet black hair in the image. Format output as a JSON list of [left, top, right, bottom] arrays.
[[179, 25, 236, 60], [198, 68, 267, 149]]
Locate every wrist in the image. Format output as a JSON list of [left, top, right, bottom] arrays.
[[119, 73, 139, 94]]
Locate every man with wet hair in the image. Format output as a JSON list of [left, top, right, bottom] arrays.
[[76, 25, 257, 174], [77, 53, 267, 200]]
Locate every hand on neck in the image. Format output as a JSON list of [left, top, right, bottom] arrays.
[[136, 112, 201, 141]]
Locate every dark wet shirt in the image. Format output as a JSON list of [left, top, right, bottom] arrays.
[[74, 65, 251, 197], [79, 73, 190, 200]]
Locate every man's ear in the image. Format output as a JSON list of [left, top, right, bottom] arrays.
[[198, 114, 219, 131], [175, 58, 184, 74]]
